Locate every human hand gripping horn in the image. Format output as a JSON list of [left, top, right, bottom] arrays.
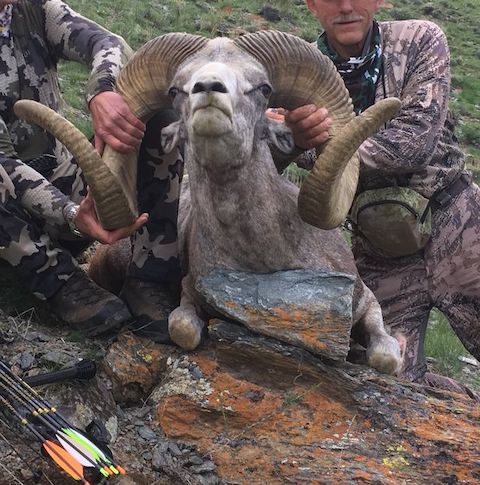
[[14, 99, 138, 230]]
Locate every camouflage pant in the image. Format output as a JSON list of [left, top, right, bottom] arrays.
[[128, 110, 183, 285], [0, 111, 183, 300], [353, 181, 480, 382]]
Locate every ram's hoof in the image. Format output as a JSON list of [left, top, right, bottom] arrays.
[[168, 308, 205, 350], [366, 336, 403, 375]]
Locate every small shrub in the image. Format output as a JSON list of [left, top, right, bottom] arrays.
[[283, 164, 309, 186]]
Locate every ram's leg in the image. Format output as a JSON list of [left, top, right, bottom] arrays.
[[354, 285, 404, 375], [168, 276, 205, 350]]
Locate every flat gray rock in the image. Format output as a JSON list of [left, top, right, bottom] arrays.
[[197, 269, 355, 361]]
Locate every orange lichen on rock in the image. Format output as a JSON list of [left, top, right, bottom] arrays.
[[156, 350, 366, 482], [103, 334, 175, 403], [150, 328, 480, 483], [228, 304, 348, 358]]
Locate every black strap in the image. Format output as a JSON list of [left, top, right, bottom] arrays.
[[430, 173, 471, 209]]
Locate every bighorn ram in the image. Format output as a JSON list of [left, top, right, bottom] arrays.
[[15, 31, 402, 374]]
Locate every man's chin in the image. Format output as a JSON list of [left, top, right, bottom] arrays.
[[332, 31, 367, 56]]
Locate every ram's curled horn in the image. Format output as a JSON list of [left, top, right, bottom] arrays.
[[298, 98, 401, 228], [98, 33, 207, 228], [115, 32, 208, 120], [234, 30, 401, 229], [15, 31, 399, 230], [13, 99, 135, 229]]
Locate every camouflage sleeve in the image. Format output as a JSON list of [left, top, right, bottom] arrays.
[[294, 148, 318, 171], [359, 22, 451, 174], [0, 156, 71, 228], [271, 143, 322, 174], [43, 0, 133, 103], [0, 119, 18, 158]]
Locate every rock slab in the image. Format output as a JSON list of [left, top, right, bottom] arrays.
[[197, 269, 355, 362], [153, 321, 480, 485]]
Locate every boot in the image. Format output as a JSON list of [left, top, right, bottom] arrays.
[[119, 277, 179, 343], [49, 269, 132, 337]]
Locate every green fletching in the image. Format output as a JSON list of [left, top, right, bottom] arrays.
[[62, 428, 111, 463]]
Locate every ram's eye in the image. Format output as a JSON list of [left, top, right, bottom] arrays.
[[168, 87, 179, 99], [258, 84, 272, 97]]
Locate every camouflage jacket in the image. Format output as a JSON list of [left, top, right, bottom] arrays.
[[0, 0, 132, 162], [296, 20, 466, 199], [358, 20, 466, 197]]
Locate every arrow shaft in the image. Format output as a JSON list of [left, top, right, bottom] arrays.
[[0, 394, 90, 483], [0, 364, 62, 422], [0, 378, 109, 472], [0, 360, 125, 476], [0, 377, 65, 436]]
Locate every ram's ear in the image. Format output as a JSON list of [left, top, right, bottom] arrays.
[[161, 120, 186, 153], [263, 118, 295, 154]]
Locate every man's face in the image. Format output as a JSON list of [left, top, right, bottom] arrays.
[[306, 0, 383, 57]]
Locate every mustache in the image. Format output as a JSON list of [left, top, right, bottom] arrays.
[[333, 14, 364, 24]]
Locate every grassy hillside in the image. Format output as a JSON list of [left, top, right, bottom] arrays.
[[62, 0, 480, 170]]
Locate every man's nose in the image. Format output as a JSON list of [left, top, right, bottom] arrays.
[[338, 0, 354, 13]]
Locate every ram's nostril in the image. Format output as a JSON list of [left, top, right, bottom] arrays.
[[210, 81, 227, 93], [192, 82, 206, 94], [192, 81, 228, 94]]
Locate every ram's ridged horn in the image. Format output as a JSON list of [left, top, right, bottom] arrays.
[[14, 33, 208, 229], [115, 33, 208, 119], [298, 98, 400, 227], [97, 33, 208, 228], [13, 99, 134, 229], [234, 30, 400, 229]]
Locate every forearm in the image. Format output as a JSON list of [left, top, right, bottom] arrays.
[[359, 100, 448, 174], [43, 0, 133, 102]]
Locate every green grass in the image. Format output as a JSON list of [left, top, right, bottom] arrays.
[[282, 164, 309, 186], [59, 0, 319, 120], [426, 309, 480, 389]]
